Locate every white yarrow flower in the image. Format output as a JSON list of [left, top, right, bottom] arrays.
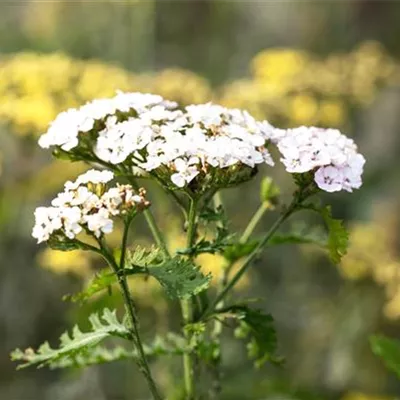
[[269, 126, 365, 192]]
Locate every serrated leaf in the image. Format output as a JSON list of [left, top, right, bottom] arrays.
[[216, 305, 282, 367], [370, 335, 400, 378], [68, 246, 212, 302], [46, 332, 189, 369], [302, 204, 349, 264], [128, 245, 164, 267], [11, 308, 130, 369], [65, 269, 115, 303], [127, 246, 212, 299], [319, 206, 349, 264], [140, 257, 211, 299]]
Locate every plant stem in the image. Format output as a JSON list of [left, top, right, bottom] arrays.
[[209, 191, 225, 399], [181, 198, 198, 399], [202, 199, 298, 320], [240, 203, 268, 244], [117, 273, 163, 400], [101, 222, 163, 400], [126, 176, 171, 258]]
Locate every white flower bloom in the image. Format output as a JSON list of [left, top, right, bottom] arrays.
[[83, 208, 113, 237], [38, 93, 277, 189], [271, 126, 365, 193], [171, 158, 200, 188], [186, 103, 225, 127], [314, 166, 344, 192], [32, 207, 62, 243], [61, 206, 83, 239], [39, 108, 94, 151], [66, 169, 114, 189], [32, 170, 148, 243]]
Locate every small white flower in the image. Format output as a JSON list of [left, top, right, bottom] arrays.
[[61, 206, 83, 239], [84, 208, 113, 237], [171, 158, 200, 188]]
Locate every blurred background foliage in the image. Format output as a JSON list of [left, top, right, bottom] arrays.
[[1, 1, 400, 399]]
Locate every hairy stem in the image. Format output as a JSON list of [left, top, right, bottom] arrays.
[[100, 223, 163, 400], [181, 198, 198, 399]]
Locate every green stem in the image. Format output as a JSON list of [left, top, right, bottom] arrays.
[[181, 198, 198, 400], [240, 203, 268, 244], [100, 224, 163, 400], [126, 176, 171, 258], [209, 191, 225, 399], [202, 199, 298, 320]]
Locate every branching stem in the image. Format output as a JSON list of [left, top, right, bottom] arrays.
[[99, 221, 163, 400], [202, 197, 300, 320]]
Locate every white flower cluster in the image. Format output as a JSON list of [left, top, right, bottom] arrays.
[[266, 126, 366, 192], [32, 170, 149, 243], [133, 103, 275, 187], [38, 93, 275, 189], [38, 92, 365, 193], [38, 92, 176, 151]]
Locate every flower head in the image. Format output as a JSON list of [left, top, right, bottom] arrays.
[[264, 126, 365, 192], [32, 170, 149, 244], [38, 93, 276, 193]]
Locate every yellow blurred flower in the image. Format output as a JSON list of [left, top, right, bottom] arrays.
[[290, 94, 318, 125], [340, 211, 400, 319], [251, 48, 310, 93], [137, 68, 212, 106], [220, 41, 399, 128], [37, 248, 92, 278], [341, 392, 396, 400], [0, 53, 212, 137]]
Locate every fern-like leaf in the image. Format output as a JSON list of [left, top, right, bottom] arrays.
[[128, 247, 212, 299], [48, 332, 188, 369], [11, 309, 130, 369]]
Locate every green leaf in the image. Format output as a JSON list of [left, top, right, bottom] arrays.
[[370, 335, 400, 378], [138, 256, 211, 299], [128, 245, 164, 267], [223, 240, 259, 263], [302, 204, 349, 264], [11, 309, 130, 369], [199, 205, 227, 225], [65, 269, 115, 303], [178, 227, 236, 256], [319, 206, 349, 264], [216, 305, 282, 367], [268, 225, 327, 248], [127, 246, 212, 299], [67, 246, 212, 302], [47, 332, 189, 369]]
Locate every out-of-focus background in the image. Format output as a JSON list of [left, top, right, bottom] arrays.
[[1, 1, 400, 399]]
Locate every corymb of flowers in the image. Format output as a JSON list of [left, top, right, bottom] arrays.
[[268, 126, 366, 193], [38, 91, 365, 195], [32, 169, 149, 244]]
